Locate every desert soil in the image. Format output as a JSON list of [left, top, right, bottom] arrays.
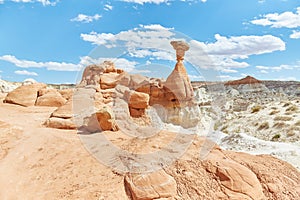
[[0, 94, 127, 200]]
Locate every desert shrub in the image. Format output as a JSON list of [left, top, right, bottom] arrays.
[[286, 105, 298, 112], [273, 122, 286, 129], [295, 120, 300, 126], [285, 111, 294, 115], [221, 125, 228, 132], [274, 116, 292, 121], [271, 134, 281, 141], [257, 122, 269, 130], [251, 105, 261, 113], [287, 130, 295, 137], [283, 102, 291, 107], [269, 110, 280, 115], [271, 107, 277, 110]]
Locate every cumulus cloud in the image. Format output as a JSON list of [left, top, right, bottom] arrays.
[[71, 14, 101, 23], [0, 55, 81, 71], [10, 0, 57, 6], [104, 4, 113, 11], [120, 0, 169, 4], [197, 34, 285, 58], [15, 70, 38, 76], [290, 30, 300, 39], [251, 7, 300, 28], [256, 62, 300, 72], [79, 56, 138, 72], [80, 24, 285, 73]]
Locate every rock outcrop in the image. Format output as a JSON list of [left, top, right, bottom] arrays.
[[127, 91, 150, 117], [125, 170, 177, 200], [4, 83, 46, 107], [36, 89, 66, 107], [0, 79, 19, 93], [164, 41, 193, 103], [225, 75, 262, 86]]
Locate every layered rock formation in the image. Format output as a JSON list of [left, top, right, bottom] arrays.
[[45, 40, 201, 131]]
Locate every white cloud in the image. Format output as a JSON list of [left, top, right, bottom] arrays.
[[277, 76, 297, 81], [120, 0, 169, 4], [0, 54, 139, 73], [256, 62, 300, 72], [15, 70, 38, 76], [188, 74, 204, 81], [216, 75, 243, 81], [71, 14, 101, 23], [0, 55, 81, 71], [79, 56, 138, 72], [80, 24, 285, 74], [290, 30, 300, 39], [251, 7, 300, 28], [11, 0, 57, 6], [0, 0, 3, 4], [104, 4, 113, 11], [259, 70, 268, 74], [202, 34, 285, 58]]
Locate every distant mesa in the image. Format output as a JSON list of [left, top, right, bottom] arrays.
[[225, 75, 262, 86]]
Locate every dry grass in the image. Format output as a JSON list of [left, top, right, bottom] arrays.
[[286, 105, 298, 112], [295, 120, 300, 126], [269, 110, 280, 115], [273, 122, 286, 129], [274, 116, 292, 121], [257, 122, 269, 130], [251, 105, 262, 113], [283, 102, 291, 107]]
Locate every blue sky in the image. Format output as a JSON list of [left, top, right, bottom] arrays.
[[0, 0, 299, 83]]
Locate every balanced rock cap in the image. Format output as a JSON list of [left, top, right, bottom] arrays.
[[170, 41, 190, 61]]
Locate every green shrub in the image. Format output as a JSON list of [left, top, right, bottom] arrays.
[[271, 134, 281, 141]]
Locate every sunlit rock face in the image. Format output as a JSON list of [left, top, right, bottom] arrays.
[[44, 40, 203, 131]]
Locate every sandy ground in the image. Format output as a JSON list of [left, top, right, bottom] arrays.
[[0, 94, 127, 200]]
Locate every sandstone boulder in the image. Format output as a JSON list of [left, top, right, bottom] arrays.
[[125, 170, 177, 200], [80, 106, 118, 133], [44, 117, 76, 129], [51, 100, 73, 119], [58, 88, 73, 100], [96, 106, 118, 131], [36, 90, 66, 107], [79, 65, 103, 91], [100, 73, 119, 90], [4, 83, 46, 107], [127, 91, 150, 118], [128, 91, 150, 109]]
